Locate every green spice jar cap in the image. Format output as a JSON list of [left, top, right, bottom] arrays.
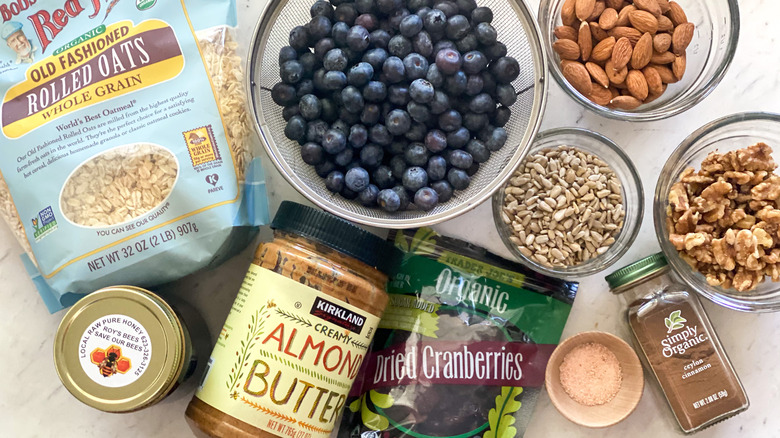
[[606, 252, 669, 291], [272, 201, 401, 274]]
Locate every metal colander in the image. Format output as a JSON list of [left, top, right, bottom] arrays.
[[248, 0, 547, 228]]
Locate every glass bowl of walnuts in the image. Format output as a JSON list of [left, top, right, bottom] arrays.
[[538, 0, 739, 121], [655, 112, 780, 312]]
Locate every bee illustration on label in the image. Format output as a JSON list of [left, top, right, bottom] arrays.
[[90, 345, 132, 378]]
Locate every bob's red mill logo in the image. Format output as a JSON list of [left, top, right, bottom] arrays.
[[1, 0, 104, 53]]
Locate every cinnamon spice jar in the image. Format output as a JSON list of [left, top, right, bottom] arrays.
[[607, 253, 749, 433], [186, 201, 399, 438]]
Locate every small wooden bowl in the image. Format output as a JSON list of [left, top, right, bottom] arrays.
[[545, 331, 644, 428]]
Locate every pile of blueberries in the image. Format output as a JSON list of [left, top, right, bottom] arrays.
[[272, 0, 520, 212]]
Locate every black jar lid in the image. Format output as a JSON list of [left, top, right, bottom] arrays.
[[271, 201, 401, 274]]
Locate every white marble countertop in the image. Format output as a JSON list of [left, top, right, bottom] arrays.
[[1, 0, 779, 436]]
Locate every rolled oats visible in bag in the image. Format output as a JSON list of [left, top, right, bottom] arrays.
[[340, 228, 578, 438], [0, 0, 268, 311]]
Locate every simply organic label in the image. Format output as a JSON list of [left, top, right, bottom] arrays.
[[196, 264, 380, 438], [660, 309, 709, 358]]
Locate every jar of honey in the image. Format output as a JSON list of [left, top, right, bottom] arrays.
[[186, 201, 399, 438]]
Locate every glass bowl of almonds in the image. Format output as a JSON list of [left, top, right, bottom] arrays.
[[493, 127, 643, 277], [538, 0, 739, 121], [655, 112, 780, 312]]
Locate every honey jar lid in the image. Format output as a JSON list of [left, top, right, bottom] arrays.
[[272, 201, 401, 273], [53, 286, 186, 412]]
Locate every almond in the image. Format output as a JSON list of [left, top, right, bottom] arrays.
[[634, 0, 661, 17], [650, 50, 675, 64], [591, 36, 616, 61], [590, 22, 609, 41], [642, 65, 664, 95], [653, 33, 672, 53], [651, 63, 678, 83], [657, 15, 674, 32], [576, 0, 596, 21], [605, 59, 628, 84], [610, 95, 642, 110], [587, 1, 606, 21], [656, 0, 671, 13], [599, 7, 619, 30], [616, 4, 635, 26], [668, 1, 688, 26], [672, 22, 694, 55], [626, 69, 649, 100], [629, 10, 659, 34], [553, 39, 582, 60], [631, 32, 653, 69], [586, 61, 610, 88], [555, 25, 579, 42], [609, 27, 642, 45], [578, 22, 593, 60], [562, 61, 593, 95], [611, 36, 632, 70], [645, 83, 667, 103], [605, 0, 623, 9], [589, 84, 613, 105], [672, 53, 686, 80], [562, 0, 577, 26]]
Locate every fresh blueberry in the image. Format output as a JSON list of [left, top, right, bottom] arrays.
[[355, 0, 374, 14], [431, 180, 454, 202], [289, 26, 310, 50], [345, 167, 370, 192], [388, 35, 412, 58], [427, 155, 447, 180], [469, 93, 495, 114], [355, 14, 379, 31], [362, 81, 387, 103], [465, 75, 484, 96], [331, 21, 350, 45], [438, 109, 462, 131], [358, 185, 380, 206], [407, 101, 431, 123], [490, 56, 520, 83], [363, 48, 389, 70], [296, 79, 315, 97], [399, 14, 424, 37], [282, 105, 300, 121], [434, 1, 458, 17], [388, 85, 411, 106], [465, 139, 490, 163], [392, 185, 411, 209], [299, 51, 317, 74], [325, 170, 345, 192], [299, 94, 322, 120], [404, 142, 430, 166], [360, 104, 382, 125], [407, 79, 434, 104], [403, 166, 429, 191], [311, 0, 334, 19], [471, 6, 492, 24], [377, 189, 401, 211], [412, 32, 434, 58], [339, 107, 361, 125], [445, 15, 470, 40], [405, 122, 427, 141], [426, 64, 444, 87], [463, 112, 488, 131], [346, 62, 373, 88], [271, 83, 297, 106], [387, 7, 410, 28], [369, 29, 391, 49], [447, 167, 470, 189], [322, 128, 347, 154], [334, 4, 358, 25], [425, 129, 448, 153], [435, 48, 462, 75], [315, 160, 337, 178], [369, 124, 392, 145], [360, 143, 385, 167], [455, 33, 478, 53], [331, 119, 351, 135], [308, 16, 332, 40], [423, 9, 447, 34], [416, 6, 432, 20], [386, 109, 412, 136], [403, 53, 429, 80], [301, 142, 325, 165], [494, 106, 511, 127], [448, 149, 473, 169], [323, 49, 348, 71], [374, 165, 396, 189], [334, 147, 354, 166], [446, 127, 470, 149], [323, 71, 347, 90], [284, 115, 307, 141], [481, 70, 497, 94], [429, 91, 450, 114], [389, 155, 408, 179], [455, 0, 477, 14], [306, 119, 329, 143], [484, 42, 507, 61], [466, 161, 479, 176], [408, 0, 431, 12], [414, 187, 439, 210], [475, 22, 497, 45], [485, 127, 508, 151], [340, 186, 359, 199], [341, 86, 365, 113], [349, 124, 369, 148], [444, 71, 467, 94], [347, 25, 371, 51], [382, 56, 406, 83], [312, 68, 328, 91], [433, 40, 458, 54], [462, 51, 487, 74], [495, 84, 517, 106], [279, 46, 298, 65]]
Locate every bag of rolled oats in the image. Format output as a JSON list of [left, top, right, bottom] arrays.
[[0, 0, 269, 312]]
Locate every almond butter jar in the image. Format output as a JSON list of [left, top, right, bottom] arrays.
[[186, 201, 400, 438]]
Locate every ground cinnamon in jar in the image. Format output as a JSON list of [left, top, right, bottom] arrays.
[[186, 201, 400, 438], [559, 342, 622, 406]]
